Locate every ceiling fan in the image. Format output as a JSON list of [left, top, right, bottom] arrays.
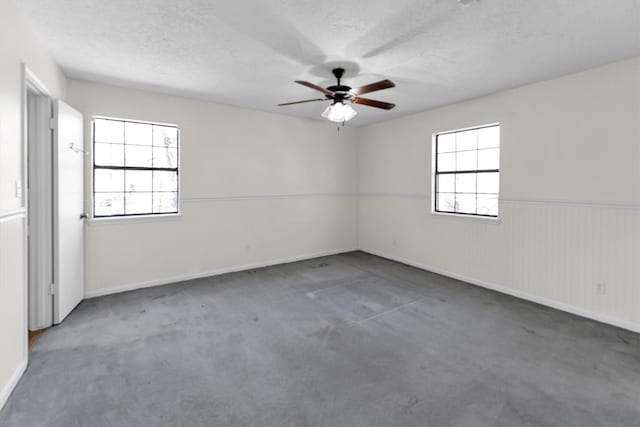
[[278, 68, 396, 123]]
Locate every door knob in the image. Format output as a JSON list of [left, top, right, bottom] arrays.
[[80, 213, 88, 219]]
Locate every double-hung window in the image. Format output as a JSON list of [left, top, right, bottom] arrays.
[[433, 124, 500, 217], [93, 117, 179, 218]]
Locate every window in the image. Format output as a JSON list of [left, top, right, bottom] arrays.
[[433, 124, 500, 217], [92, 117, 179, 218]]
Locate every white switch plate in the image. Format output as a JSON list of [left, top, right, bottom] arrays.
[[15, 179, 22, 199]]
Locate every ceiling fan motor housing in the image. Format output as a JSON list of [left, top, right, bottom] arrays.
[[327, 67, 352, 102]]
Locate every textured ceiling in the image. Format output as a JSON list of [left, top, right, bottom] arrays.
[[16, 0, 640, 126]]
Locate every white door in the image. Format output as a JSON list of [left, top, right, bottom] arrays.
[[53, 100, 85, 324]]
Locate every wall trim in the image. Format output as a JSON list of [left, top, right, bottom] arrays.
[[359, 192, 429, 199], [83, 244, 639, 333], [500, 197, 640, 210], [182, 192, 358, 202], [0, 360, 27, 412], [0, 209, 26, 223], [126, 192, 640, 211], [356, 192, 640, 210], [360, 248, 640, 334], [85, 247, 357, 299]]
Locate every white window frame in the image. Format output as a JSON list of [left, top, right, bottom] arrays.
[[91, 116, 180, 220], [431, 123, 500, 219]]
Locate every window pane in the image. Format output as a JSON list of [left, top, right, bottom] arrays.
[[125, 192, 152, 215], [125, 145, 153, 167], [153, 126, 178, 147], [94, 192, 124, 216], [456, 193, 476, 214], [94, 143, 124, 166], [477, 148, 499, 170], [455, 173, 476, 193], [153, 171, 178, 192], [437, 133, 455, 153], [477, 172, 500, 194], [437, 193, 455, 212], [437, 153, 455, 172], [477, 194, 499, 216], [94, 118, 180, 218], [125, 122, 152, 146], [94, 119, 123, 144], [153, 192, 178, 213], [478, 126, 499, 149], [437, 174, 455, 193], [125, 170, 152, 192], [94, 169, 124, 192], [456, 129, 477, 151], [456, 150, 477, 171], [153, 147, 178, 168]]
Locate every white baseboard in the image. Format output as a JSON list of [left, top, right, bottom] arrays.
[[0, 359, 27, 411], [360, 248, 640, 334], [83, 245, 639, 334], [85, 248, 357, 299]]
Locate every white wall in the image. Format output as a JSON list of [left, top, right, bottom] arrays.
[[1, 10, 637, 412], [0, 0, 66, 409], [358, 58, 640, 332], [66, 80, 359, 297]]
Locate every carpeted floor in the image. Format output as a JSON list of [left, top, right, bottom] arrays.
[[1, 251, 638, 427]]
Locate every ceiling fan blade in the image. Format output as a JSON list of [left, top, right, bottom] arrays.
[[277, 98, 327, 106], [295, 80, 334, 96], [349, 79, 395, 96], [352, 97, 396, 110]]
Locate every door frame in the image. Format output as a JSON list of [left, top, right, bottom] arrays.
[[23, 64, 54, 332]]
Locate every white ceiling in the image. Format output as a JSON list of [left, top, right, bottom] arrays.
[[16, 0, 640, 126]]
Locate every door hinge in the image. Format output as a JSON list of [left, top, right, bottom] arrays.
[[50, 283, 56, 295], [49, 117, 55, 130]]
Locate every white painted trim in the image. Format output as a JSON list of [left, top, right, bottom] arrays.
[[23, 66, 51, 97], [24, 66, 56, 331], [92, 115, 178, 128], [359, 192, 429, 199], [360, 248, 640, 334], [87, 213, 182, 226], [430, 211, 501, 224], [103, 191, 640, 212], [182, 192, 358, 202], [358, 192, 640, 210], [0, 360, 27, 411], [0, 209, 26, 223], [500, 197, 640, 210], [84, 247, 357, 298]]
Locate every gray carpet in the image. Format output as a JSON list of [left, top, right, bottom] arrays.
[[1, 251, 638, 427]]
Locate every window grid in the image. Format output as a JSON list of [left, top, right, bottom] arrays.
[[92, 117, 179, 218], [434, 124, 499, 218]]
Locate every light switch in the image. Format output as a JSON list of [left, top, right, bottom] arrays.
[[15, 179, 22, 199]]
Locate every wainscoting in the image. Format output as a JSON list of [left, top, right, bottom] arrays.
[[0, 210, 27, 409], [359, 195, 640, 332]]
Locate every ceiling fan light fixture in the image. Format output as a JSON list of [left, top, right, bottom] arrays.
[[321, 102, 357, 123]]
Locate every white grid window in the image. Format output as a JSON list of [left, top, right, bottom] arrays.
[[434, 124, 500, 217], [92, 118, 179, 217]]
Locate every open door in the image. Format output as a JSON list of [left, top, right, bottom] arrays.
[[53, 100, 85, 324]]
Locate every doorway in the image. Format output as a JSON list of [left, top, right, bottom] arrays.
[[25, 69, 54, 334], [23, 67, 86, 347]]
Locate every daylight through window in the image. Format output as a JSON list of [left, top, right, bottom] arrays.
[[92, 118, 179, 217], [434, 124, 500, 217]]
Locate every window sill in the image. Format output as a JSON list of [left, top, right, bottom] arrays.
[[430, 211, 501, 225], [87, 213, 182, 226]]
